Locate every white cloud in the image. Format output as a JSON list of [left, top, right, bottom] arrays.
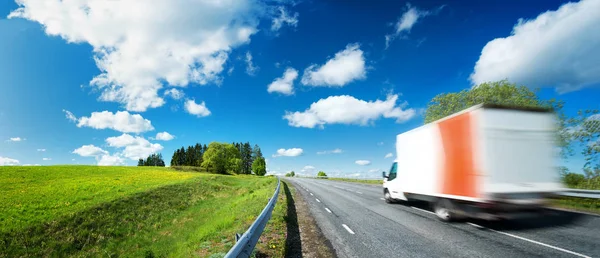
[[37, 149, 46, 152], [377, 142, 384, 146], [245, 51, 259, 76], [42, 158, 52, 161], [97, 154, 126, 166], [271, 6, 298, 31], [385, 4, 444, 49], [283, 94, 416, 128], [63, 109, 77, 122], [106, 134, 163, 160], [154, 132, 175, 141], [73, 144, 109, 157], [7, 137, 24, 142], [355, 160, 371, 166], [164, 88, 185, 100], [301, 44, 366, 87], [316, 148, 343, 155], [301, 165, 315, 173], [470, 0, 600, 93], [9, 0, 266, 112], [65, 110, 154, 133], [384, 153, 393, 159], [267, 67, 298, 95], [0, 156, 20, 166], [273, 148, 303, 157], [368, 168, 382, 173], [185, 99, 211, 117]]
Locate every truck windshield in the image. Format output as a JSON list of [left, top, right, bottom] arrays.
[[389, 162, 398, 181]]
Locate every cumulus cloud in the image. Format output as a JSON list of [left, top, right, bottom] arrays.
[[283, 94, 416, 128], [8, 0, 267, 112], [42, 158, 52, 161], [245, 51, 259, 76], [7, 137, 24, 142], [106, 134, 163, 160], [316, 148, 343, 155], [164, 88, 185, 100], [271, 6, 298, 32], [73, 144, 109, 157], [301, 165, 315, 173], [273, 148, 303, 157], [301, 44, 366, 87], [37, 149, 46, 152], [385, 153, 393, 158], [385, 3, 444, 48], [97, 154, 126, 166], [267, 68, 298, 95], [154, 132, 175, 141], [0, 156, 20, 166], [470, 0, 600, 93], [185, 99, 211, 117], [355, 160, 371, 166], [64, 110, 154, 133]]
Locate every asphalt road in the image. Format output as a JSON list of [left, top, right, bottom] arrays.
[[286, 178, 600, 258]]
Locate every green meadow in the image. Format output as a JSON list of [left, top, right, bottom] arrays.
[[0, 166, 286, 257]]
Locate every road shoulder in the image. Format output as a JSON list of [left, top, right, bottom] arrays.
[[282, 180, 337, 258]]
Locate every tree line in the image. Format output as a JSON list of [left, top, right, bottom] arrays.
[[137, 153, 166, 167], [169, 141, 266, 175]]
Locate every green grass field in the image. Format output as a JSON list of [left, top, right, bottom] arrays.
[[325, 177, 382, 185], [0, 166, 287, 257]]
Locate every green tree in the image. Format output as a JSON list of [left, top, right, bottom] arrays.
[[317, 171, 327, 177], [137, 159, 144, 166], [202, 142, 242, 174], [424, 80, 569, 157], [252, 157, 267, 176], [290, 171, 295, 177], [241, 142, 253, 174], [566, 110, 600, 170], [562, 172, 586, 188]]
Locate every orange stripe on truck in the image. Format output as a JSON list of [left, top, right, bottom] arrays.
[[438, 112, 478, 198]]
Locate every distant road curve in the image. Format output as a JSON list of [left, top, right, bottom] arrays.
[[286, 178, 599, 258]]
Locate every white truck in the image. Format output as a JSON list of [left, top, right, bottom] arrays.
[[382, 104, 563, 221]]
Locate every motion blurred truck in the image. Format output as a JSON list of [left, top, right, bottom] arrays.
[[382, 104, 563, 221]]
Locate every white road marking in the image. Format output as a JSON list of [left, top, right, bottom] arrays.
[[342, 224, 355, 235], [325, 208, 332, 213], [310, 193, 313, 196], [470, 223, 590, 258], [380, 198, 385, 201], [411, 206, 435, 215], [316, 198, 321, 203], [466, 222, 484, 229]]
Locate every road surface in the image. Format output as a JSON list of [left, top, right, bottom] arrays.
[[286, 178, 599, 258]]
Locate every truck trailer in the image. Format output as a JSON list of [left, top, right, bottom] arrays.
[[382, 104, 563, 221]]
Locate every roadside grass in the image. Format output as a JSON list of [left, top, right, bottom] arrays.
[[325, 177, 382, 185], [553, 197, 600, 215], [0, 166, 285, 257]]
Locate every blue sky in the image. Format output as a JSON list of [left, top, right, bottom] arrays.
[[0, 0, 598, 177]]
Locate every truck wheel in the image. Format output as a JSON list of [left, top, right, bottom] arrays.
[[433, 199, 454, 222], [384, 189, 394, 203]]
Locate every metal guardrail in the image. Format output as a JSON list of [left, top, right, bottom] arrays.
[[560, 189, 600, 199], [309, 176, 600, 199], [225, 177, 281, 258]]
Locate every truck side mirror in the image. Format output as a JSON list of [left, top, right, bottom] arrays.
[[382, 171, 388, 178]]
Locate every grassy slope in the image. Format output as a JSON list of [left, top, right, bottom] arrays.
[[0, 166, 285, 257]]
